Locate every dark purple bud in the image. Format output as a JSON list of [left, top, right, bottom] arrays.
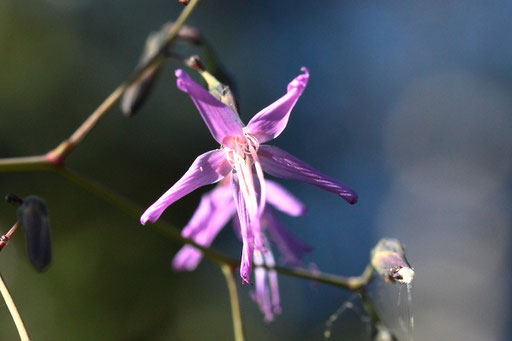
[[371, 238, 414, 284], [17, 196, 52, 272]]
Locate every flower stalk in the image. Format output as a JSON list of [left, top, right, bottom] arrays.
[[0, 224, 30, 341], [221, 264, 245, 341], [0, 272, 30, 341], [0, 222, 20, 252]]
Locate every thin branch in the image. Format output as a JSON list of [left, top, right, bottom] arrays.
[[0, 0, 202, 171], [0, 222, 21, 252], [221, 264, 245, 341], [272, 263, 374, 291], [0, 272, 30, 341], [0, 161, 374, 292], [57, 167, 375, 291], [0, 156, 52, 173]]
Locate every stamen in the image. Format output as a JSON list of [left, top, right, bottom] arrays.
[[224, 131, 266, 250], [263, 248, 281, 313]]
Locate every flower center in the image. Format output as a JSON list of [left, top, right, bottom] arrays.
[[224, 131, 267, 250], [226, 131, 260, 167]]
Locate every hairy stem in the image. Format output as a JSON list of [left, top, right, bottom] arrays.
[[221, 264, 245, 341], [0, 272, 30, 341]]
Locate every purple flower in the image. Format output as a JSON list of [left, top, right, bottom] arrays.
[[172, 175, 312, 320], [141, 67, 358, 283]]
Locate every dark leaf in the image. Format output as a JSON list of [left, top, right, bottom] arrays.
[[17, 196, 52, 272]]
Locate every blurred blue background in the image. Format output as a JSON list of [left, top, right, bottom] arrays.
[[1, 0, 511, 340]]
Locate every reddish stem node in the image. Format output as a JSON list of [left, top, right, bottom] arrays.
[[0, 222, 20, 253]]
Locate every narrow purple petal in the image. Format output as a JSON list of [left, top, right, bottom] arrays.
[[245, 67, 309, 144], [263, 209, 312, 266], [172, 245, 204, 271], [266, 180, 307, 217], [180, 193, 213, 239], [231, 215, 242, 241], [240, 242, 254, 284], [175, 69, 244, 148], [172, 202, 234, 271], [258, 145, 358, 204], [172, 185, 235, 271], [263, 249, 281, 316], [231, 173, 255, 283], [253, 251, 274, 322], [141, 149, 231, 225], [181, 184, 233, 239]]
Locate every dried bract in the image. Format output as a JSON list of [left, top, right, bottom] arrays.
[[371, 238, 414, 284]]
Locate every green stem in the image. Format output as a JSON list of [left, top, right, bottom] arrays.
[[0, 159, 375, 292], [273, 263, 374, 291], [221, 264, 245, 341], [0, 271, 30, 341], [0, 155, 52, 172]]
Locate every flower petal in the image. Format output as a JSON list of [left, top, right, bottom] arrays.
[[252, 250, 274, 322], [263, 208, 312, 266], [263, 249, 281, 316], [181, 183, 234, 239], [175, 69, 244, 148], [266, 180, 307, 217], [141, 149, 231, 225], [172, 185, 235, 271], [258, 145, 358, 204], [231, 173, 255, 283], [245, 67, 309, 143], [172, 245, 204, 271]]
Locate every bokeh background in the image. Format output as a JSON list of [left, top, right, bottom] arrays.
[[1, 1, 511, 340]]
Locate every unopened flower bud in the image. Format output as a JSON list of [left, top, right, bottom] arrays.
[[371, 238, 414, 284], [17, 196, 52, 272]]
